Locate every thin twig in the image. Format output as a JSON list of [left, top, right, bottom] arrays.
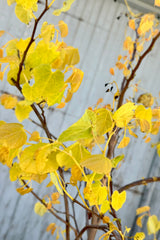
[[118, 176, 160, 193], [21, 180, 77, 235]]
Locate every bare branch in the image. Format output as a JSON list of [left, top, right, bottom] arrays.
[[118, 176, 160, 193]]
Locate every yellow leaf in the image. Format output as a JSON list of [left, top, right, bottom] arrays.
[[15, 100, 32, 122], [66, 68, 84, 93], [29, 131, 40, 142], [81, 154, 112, 175], [101, 200, 110, 214], [111, 190, 126, 211], [113, 102, 136, 128], [59, 20, 68, 38], [46, 223, 56, 235], [128, 128, 138, 138], [155, 0, 160, 7], [0, 94, 17, 109], [135, 105, 152, 132], [39, 22, 55, 43], [118, 136, 130, 148], [134, 232, 145, 240], [70, 164, 82, 185], [95, 108, 113, 135], [123, 68, 130, 77], [136, 214, 146, 228], [136, 206, 150, 215], [16, 186, 33, 195], [0, 123, 27, 149], [137, 14, 154, 35], [147, 215, 160, 235], [34, 202, 47, 216]]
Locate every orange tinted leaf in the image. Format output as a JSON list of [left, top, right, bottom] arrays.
[[136, 206, 150, 215], [29, 131, 40, 142], [58, 20, 68, 38], [46, 223, 56, 235], [129, 19, 135, 30], [56, 102, 66, 108], [0, 30, 5, 37], [116, 62, 124, 70], [16, 187, 33, 195], [0, 71, 4, 80], [0, 48, 3, 58], [109, 67, 114, 75], [0, 94, 18, 109]]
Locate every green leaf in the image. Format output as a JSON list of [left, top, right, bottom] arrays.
[[0, 123, 27, 149], [22, 64, 65, 107], [81, 154, 112, 175], [56, 142, 91, 168], [58, 109, 96, 142], [111, 155, 124, 168], [53, 0, 76, 16]]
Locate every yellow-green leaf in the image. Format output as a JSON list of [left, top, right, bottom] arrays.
[[58, 109, 96, 142], [0, 123, 27, 149], [22, 64, 65, 107], [111, 190, 126, 211], [81, 154, 112, 175], [53, 0, 76, 16], [56, 142, 90, 168], [95, 108, 113, 135], [113, 102, 136, 128], [147, 215, 160, 235], [34, 202, 47, 216], [111, 155, 124, 168], [50, 172, 63, 195]]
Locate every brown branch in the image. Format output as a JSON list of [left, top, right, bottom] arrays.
[[16, 0, 49, 85], [117, 31, 160, 109], [74, 224, 108, 240], [118, 176, 160, 193], [21, 180, 77, 236]]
